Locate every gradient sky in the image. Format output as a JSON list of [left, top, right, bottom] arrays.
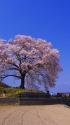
[[0, 0, 70, 93]]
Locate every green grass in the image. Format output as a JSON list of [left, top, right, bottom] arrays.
[[0, 82, 43, 97], [0, 87, 42, 97]]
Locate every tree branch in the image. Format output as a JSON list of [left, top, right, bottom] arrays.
[[0, 74, 21, 80]]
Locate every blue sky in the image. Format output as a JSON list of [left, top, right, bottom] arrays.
[[0, 0, 70, 93]]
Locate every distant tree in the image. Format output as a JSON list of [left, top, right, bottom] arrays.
[[0, 35, 62, 90]]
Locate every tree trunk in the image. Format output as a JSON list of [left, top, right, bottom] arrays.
[[20, 74, 26, 89]]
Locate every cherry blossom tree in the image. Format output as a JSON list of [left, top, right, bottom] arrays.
[[0, 35, 62, 90]]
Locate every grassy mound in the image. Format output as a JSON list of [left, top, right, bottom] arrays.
[[0, 87, 42, 97], [0, 82, 42, 97]]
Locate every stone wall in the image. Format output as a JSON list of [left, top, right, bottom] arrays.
[[0, 97, 18, 104], [18, 97, 70, 105], [0, 97, 70, 106]]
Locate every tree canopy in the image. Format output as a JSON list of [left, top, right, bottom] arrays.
[[0, 35, 62, 92]]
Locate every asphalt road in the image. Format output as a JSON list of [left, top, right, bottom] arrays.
[[0, 105, 70, 125]]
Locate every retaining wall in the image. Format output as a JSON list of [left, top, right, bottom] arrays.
[[18, 98, 70, 106], [0, 97, 70, 106], [0, 97, 18, 104]]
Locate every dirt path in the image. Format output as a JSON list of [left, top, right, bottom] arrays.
[[0, 105, 70, 125]]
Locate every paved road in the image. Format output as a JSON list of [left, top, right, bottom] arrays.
[[0, 105, 70, 125]]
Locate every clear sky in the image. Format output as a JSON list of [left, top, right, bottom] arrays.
[[0, 0, 70, 93]]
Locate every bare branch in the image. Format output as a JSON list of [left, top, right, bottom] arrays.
[[0, 74, 21, 80]]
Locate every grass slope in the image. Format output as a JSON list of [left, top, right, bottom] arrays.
[[0, 82, 42, 97]]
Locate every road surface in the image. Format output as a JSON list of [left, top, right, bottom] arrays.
[[0, 105, 70, 125]]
